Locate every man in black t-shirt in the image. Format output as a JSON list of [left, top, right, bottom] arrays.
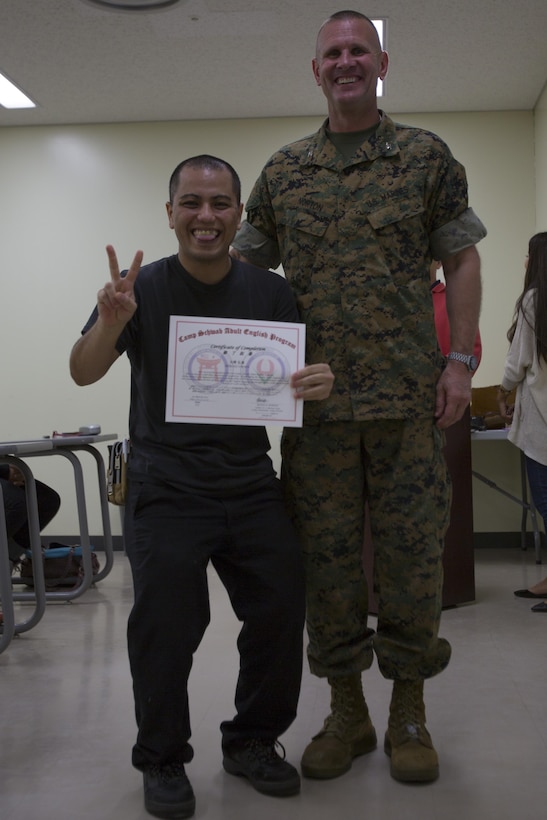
[[70, 155, 333, 820]]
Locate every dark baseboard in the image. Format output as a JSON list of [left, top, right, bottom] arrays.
[[473, 531, 545, 550], [41, 531, 544, 553], [42, 535, 125, 551]]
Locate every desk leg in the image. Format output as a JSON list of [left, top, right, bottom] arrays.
[[520, 453, 528, 552], [23, 444, 114, 591], [11, 451, 95, 602], [519, 452, 542, 564], [6, 458, 48, 631], [472, 454, 542, 565], [0, 484, 16, 653], [531, 501, 542, 565], [72, 444, 114, 582], [52, 450, 96, 596]]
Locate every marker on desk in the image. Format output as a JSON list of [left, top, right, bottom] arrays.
[[79, 425, 101, 436], [52, 426, 101, 437]]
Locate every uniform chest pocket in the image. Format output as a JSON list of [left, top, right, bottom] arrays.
[[367, 200, 428, 275], [366, 200, 429, 290], [367, 200, 426, 233], [278, 207, 331, 239]]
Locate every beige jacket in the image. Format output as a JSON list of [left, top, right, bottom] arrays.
[[501, 289, 547, 465]]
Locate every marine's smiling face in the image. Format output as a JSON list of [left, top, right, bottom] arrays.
[[312, 18, 388, 112]]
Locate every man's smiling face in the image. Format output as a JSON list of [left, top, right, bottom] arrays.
[[312, 17, 388, 116], [166, 165, 243, 275]]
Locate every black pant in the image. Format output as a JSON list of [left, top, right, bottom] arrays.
[[125, 478, 306, 770], [1, 476, 61, 562]]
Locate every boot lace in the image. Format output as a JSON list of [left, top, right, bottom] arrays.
[[322, 676, 367, 735], [148, 762, 187, 782], [243, 738, 287, 762], [389, 681, 430, 745]]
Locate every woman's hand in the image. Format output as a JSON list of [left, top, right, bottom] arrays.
[[497, 386, 514, 425]]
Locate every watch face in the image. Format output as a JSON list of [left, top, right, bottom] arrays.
[[469, 355, 478, 372]]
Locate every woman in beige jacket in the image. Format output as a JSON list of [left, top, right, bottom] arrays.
[[498, 232, 547, 608]]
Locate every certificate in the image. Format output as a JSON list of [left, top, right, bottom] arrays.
[[165, 316, 306, 426]]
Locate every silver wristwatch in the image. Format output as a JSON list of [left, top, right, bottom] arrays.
[[447, 351, 478, 372]]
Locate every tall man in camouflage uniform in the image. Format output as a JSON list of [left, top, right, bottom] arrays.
[[231, 10, 486, 784]]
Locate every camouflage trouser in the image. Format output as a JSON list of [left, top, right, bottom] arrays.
[[281, 419, 452, 681]]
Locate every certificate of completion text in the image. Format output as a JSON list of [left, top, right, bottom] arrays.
[[165, 316, 306, 426]]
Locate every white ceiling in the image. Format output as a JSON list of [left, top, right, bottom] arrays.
[[1, 0, 546, 128]]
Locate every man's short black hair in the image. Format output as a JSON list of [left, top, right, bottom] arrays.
[[168, 155, 241, 204]]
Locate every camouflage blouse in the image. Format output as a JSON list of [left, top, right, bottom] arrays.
[[234, 114, 486, 423]]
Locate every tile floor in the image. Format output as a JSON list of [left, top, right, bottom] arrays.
[[1, 546, 547, 820]]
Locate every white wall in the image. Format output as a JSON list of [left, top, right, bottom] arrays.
[[0, 110, 539, 536], [535, 82, 547, 227], [471, 89, 547, 534]]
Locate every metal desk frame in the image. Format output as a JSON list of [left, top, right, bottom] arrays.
[[472, 428, 542, 563], [0, 434, 116, 652], [0, 484, 17, 654]]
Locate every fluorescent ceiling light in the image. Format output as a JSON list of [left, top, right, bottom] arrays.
[[83, 0, 183, 9], [0, 72, 36, 108]]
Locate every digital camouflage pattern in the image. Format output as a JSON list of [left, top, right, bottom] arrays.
[[281, 419, 452, 680], [234, 113, 487, 425], [233, 113, 485, 680]]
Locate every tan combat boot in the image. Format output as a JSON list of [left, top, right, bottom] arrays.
[[301, 674, 377, 779], [384, 679, 439, 782]]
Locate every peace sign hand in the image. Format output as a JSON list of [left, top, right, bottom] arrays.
[[97, 244, 142, 328]]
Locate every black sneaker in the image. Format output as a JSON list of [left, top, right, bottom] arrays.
[[143, 763, 196, 819], [222, 738, 301, 797]]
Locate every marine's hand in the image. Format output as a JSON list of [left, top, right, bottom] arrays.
[[97, 245, 142, 327], [435, 363, 472, 429], [291, 363, 335, 401]]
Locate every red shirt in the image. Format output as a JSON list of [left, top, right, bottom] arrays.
[[431, 280, 482, 368]]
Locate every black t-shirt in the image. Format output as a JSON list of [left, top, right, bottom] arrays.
[[83, 255, 299, 496]]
